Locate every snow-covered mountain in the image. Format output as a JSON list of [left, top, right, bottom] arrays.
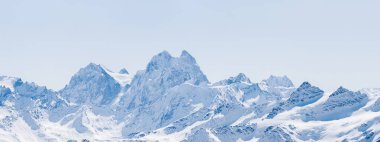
[[1, 50, 380, 142]]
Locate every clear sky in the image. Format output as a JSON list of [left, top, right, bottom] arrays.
[[1, 0, 379, 92]]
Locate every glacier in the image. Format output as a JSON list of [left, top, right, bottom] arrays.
[[0, 50, 380, 142]]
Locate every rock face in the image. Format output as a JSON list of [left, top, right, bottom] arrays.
[[60, 63, 121, 106], [213, 73, 268, 107], [212, 124, 257, 142], [0, 86, 11, 105], [304, 87, 368, 121], [0, 50, 380, 142], [259, 126, 295, 142], [119, 68, 129, 74], [213, 73, 251, 86], [267, 82, 324, 119], [286, 82, 324, 106], [120, 51, 209, 109]]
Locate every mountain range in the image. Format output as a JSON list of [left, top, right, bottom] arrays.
[[0, 50, 379, 142]]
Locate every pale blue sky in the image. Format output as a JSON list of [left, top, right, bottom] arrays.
[[1, 0, 379, 91]]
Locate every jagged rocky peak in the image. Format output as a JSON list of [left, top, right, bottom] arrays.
[[214, 73, 251, 85], [139, 50, 208, 86], [263, 75, 294, 88], [80, 63, 106, 74], [122, 50, 209, 109], [146, 51, 172, 72], [267, 81, 323, 119], [0, 76, 23, 91], [297, 81, 321, 92], [65, 63, 111, 86], [60, 63, 121, 105], [288, 82, 324, 106], [180, 50, 196, 63], [328, 86, 366, 100], [232, 73, 251, 84], [299, 81, 311, 88], [0, 76, 53, 98], [0, 86, 11, 105], [330, 86, 350, 97], [146, 50, 202, 73], [295, 81, 321, 92], [119, 68, 129, 74], [0, 86, 11, 94], [260, 126, 295, 142], [304, 86, 369, 121]]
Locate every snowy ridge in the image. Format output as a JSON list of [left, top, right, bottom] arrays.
[[266, 82, 324, 119], [0, 50, 380, 142], [0, 76, 20, 92]]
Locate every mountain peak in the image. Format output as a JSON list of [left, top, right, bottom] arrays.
[[139, 50, 208, 86], [119, 68, 129, 74], [307, 86, 368, 121], [235, 73, 250, 82], [155, 50, 172, 60], [123, 51, 208, 108], [337, 86, 349, 92], [263, 75, 294, 87], [61, 63, 121, 105], [180, 50, 196, 63], [146, 51, 173, 72], [82, 63, 106, 73], [69, 63, 109, 80], [330, 86, 350, 97], [299, 82, 312, 88], [214, 73, 251, 85], [147, 50, 199, 72], [87, 62, 99, 67]]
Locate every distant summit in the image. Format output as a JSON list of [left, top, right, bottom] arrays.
[[262, 75, 294, 88], [119, 68, 129, 74], [214, 73, 251, 86]]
